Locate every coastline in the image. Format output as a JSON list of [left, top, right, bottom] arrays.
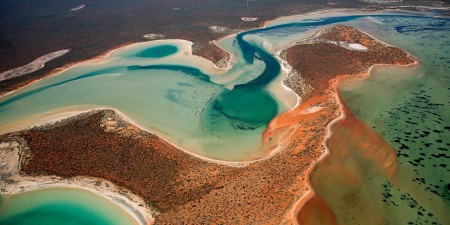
[[1, 175, 154, 225], [0, 8, 427, 224], [263, 7, 432, 28], [0, 42, 134, 99], [0, 131, 154, 225], [291, 59, 418, 224], [0, 49, 70, 82], [291, 76, 346, 225], [0, 105, 286, 168]]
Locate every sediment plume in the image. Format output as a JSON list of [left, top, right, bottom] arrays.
[[289, 26, 415, 224], [0, 25, 414, 224], [297, 95, 401, 225]]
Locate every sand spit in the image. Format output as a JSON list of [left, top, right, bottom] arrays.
[[0, 39, 228, 99], [0, 49, 69, 82], [284, 26, 417, 224], [142, 34, 166, 40], [70, 4, 86, 11], [0, 42, 136, 98]]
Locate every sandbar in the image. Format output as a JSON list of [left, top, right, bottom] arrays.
[[0, 49, 69, 82]]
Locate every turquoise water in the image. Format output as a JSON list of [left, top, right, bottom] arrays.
[[135, 45, 178, 58], [0, 10, 449, 225], [1, 14, 419, 161], [0, 188, 139, 225]]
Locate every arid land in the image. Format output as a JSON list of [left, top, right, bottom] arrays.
[[0, 24, 415, 224], [1, 0, 445, 95]]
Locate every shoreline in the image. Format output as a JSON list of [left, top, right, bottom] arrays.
[[0, 7, 433, 98], [263, 7, 435, 28], [0, 49, 70, 82], [0, 39, 228, 98], [0, 133, 155, 225], [1, 175, 154, 225], [0, 8, 426, 224], [291, 59, 418, 224], [0, 32, 300, 166], [0, 42, 134, 99], [0, 105, 286, 168]]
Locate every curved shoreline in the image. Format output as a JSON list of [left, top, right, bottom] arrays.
[[0, 135, 154, 225], [0, 105, 288, 167], [0, 42, 134, 99], [0, 8, 428, 224], [292, 59, 418, 224], [1, 177, 154, 225]]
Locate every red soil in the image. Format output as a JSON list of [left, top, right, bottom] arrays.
[[0, 25, 414, 224], [297, 94, 401, 224], [292, 26, 414, 224]]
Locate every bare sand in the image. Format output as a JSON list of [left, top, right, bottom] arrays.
[[241, 17, 258, 21], [293, 61, 418, 225], [70, 4, 86, 11], [0, 49, 70, 82], [0, 39, 230, 99], [142, 34, 166, 40], [0, 9, 424, 224], [0, 137, 154, 225]]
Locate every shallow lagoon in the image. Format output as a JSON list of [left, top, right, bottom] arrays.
[[1, 12, 433, 162], [0, 188, 139, 225], [0, 10, 449, 224]]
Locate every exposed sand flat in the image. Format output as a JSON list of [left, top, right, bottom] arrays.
[[0, 49, 69, 82], [105, 39, 229, 76], [328, 41, 369, 51], [347, 43, 368, 50], [142, 34, 166, 40], [0, 39, 228, 99], [241, 17, 258, 21], [208, 26, 232, 34], [70, 4, 86, 11], [327, 41, 369, 51]]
